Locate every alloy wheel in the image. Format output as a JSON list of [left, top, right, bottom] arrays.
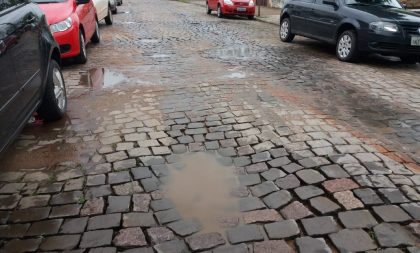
[[280, 20, 289, 39], [53, 67, 66, 111], [338, 34, 352, 59]]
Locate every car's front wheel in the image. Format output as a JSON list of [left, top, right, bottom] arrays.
[[74, 31, 87, 64], [279, 17, 294, 42], [206, 2, 211, 14], [336, 30, 358, 62], [37, 60, 67, 121], [217, 5, 223, 18], [105, 6, 113, 25]]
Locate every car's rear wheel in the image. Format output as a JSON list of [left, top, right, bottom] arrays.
[[74, 31, 87, 64], [91, 20, 100, 43], [217, 5, 223, 18], [105, 6, 113, 25], [206, 2, 211, 14], [37, 60, 67, 121], [336, 30, 358, 62], [400, 56, 418, 64], [248, 15, 254, 20], [279, 17, 294, 42]]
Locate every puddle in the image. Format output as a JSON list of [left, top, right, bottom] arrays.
[[165, 152, 240, 236], [224, 72, 246, 79], [216, 46, 255, 59], [79, 68, 129, 89]]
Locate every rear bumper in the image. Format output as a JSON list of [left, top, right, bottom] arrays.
[[221, 4, 255, 16]]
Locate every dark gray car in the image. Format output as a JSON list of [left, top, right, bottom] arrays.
[[0, 0, 67, 154]]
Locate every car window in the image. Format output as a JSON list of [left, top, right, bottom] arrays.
[[0, 0, 26, 12], [345, 0, 402, 8]]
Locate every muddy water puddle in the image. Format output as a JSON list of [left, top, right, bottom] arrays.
[[165, 152, 241, 236], [79, 68, 129, 89]]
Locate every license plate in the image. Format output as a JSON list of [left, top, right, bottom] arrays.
[[237, 7, 246, 12], [411, 36, 420, 46]]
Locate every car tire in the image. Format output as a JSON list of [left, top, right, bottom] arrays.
[[91, 20, 100, 43], [279, 17, 294, 42], [400, 56, 418, 64], [74, 31, 87, 64], [112, 7, 117, 14], [217, 5, 223, 18], [117, 0, 122, 5], [206, 2, 211, 14], [37, 59, 67, 122], [248, 15, 254, 20], [105, 6, 113, 25], [336, 30, 358, 62]]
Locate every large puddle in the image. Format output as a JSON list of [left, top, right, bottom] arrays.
[[165, 152, 240, 236], [79, 68, 129, 89]]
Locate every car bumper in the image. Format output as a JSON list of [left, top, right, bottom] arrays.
[[221, 5, 255, 16], [53, 24, 80, 59], [359, 31, 420, 57]]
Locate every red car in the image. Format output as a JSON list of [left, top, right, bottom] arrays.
[[206, 0, 255, 19], [34, 0, 100, 63]]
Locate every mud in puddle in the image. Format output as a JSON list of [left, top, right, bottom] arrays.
[[79, 68, 130, 89]]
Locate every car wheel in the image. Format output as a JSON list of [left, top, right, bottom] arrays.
[[105, 6, 113, 25], [117, 0, 122, 5], [217, 5, 223, 18], [336, 30, 358, 62], [91, 20, 100, 43], [248, 15, 254, 20], [206, 2, 211, 14], [279, 17, 294, 42], [74, 31, 87, 64], [400, 56, 418, 64], [112, 6, 117, 14], [37, 59, 67, 122]]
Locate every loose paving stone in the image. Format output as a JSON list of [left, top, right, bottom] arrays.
[[0, 195, 21, 210], [80, 229, 113, 248], [18, 195, 50, 209], [264, 220, 300, 239], [167, 218, 201, 236], [60, 217, 88, 234], [87, 213, 121, 230], [213, 244, 248, 253], [338, 210, 378, 228], [0, 223, 30, 238], [107, 196, 131, 213], [40, 234, 81, 251], [275, 174, 301, 189], [147, 227, 175, 243], [238, 174, 261, 186], [243, 209, 281, 224], [113, 227, 148, 247], [296, 169, 326, 184], [50, 204, 81, 218], [123, 212, 157, 227], [26, 219, 63, 236], [373, 205, 412, 222], [333, 190, 364, 210], [281, 201, 313, 220], [302, 216, 339, 236], [226, 224, 264, 244], [10, 207, 50, 223], [253, 240, 294, 253], [378, 188, 410, 204], [329, 229, 377, 252], [50, 191, 83, 205], [250, 181, 279, 197], [154, 240, 190, 253], [309, 196, 340, 214], [294, 185, 324, 200], [263, 190, 292, 209], [322, 178, 359, 193], [239, 197, 266, 212], [2, 238, 42, 253], [374, 223, 418, 247], [155, 209, 182, 224], [353, 188, 384, 205], [245, 163, 268, 174], [81, 197, 104, 216], [133, 194, 151, 212], [401, 203, 420, 219], [186, 232, 225, 251], [296, 237, 332, 253]]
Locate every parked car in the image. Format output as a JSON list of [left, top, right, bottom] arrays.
[[0, 0, 67, 154], [93, 0, 114, 24], [279, 0, 420, 63], [34, 0, 100, 64], [116, 0, 122, 6], [206, 0, 256, 19]]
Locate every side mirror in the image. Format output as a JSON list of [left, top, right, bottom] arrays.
[[323, 0, 338, 6], [76, 0, 90, 5]]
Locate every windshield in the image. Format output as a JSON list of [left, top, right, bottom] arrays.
[[345, 0, 403, 8], [31, 0, 67, 3]]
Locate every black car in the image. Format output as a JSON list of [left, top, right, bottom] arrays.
[[279, 0, 420, 63], [0, 0, 67, 154]]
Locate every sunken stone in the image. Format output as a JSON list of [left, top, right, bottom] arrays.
[[226, 224, 264, 244], [296, 237, 332, 253], [338, 210, 378, 228], [301, 216, 339, 236], [329, 229, 377, 252], [186, 232, 225, 251], [372, 205, 411, 222], [373, 223, 418, 247], [264, 220, 300, 239]]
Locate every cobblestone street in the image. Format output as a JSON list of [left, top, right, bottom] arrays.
[[0, 0, 420, 252]]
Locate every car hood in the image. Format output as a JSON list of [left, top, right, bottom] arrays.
[[348, 5, 420, 23], [37, 1, 74, 25]]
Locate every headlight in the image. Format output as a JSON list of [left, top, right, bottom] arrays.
[[369, 21, 399, 33], [224, 0, 234, 5], [50, 17, 72, 33], [249, 0, 255, 5]]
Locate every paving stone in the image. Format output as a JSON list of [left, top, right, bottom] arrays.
[[309, 196, 340, 215], [296, 169, 325, 184], [205, 141, 220, 150], [167, 219, 201, 236], [401, 203, 420, 219], [107, 196, 131, 213], [372, 205, 412, 222], [234, 156, 251, 167], [151, 199, 175, 211], [26, 219, 63, 236], [213, 244, 248, 253], [407, 247, 420, 253], [87, 213, 121, 230], [0, 195, 21, 210], [128, 147, 152, 157], [253, 240, 294, 253], [320, 164, 349, 178], [50, 191, 83, 205], [113, 227, 147, 247], [114, 159, 137, 171], [343, 164, 369, 175], [261, 168, 286, 181], [374, 223, 418, 247], [131, 167, 153, 180], [226, 224, 264, 244], [86, 163, 112, 175], [329, 229, 377, 252], [154, 240, 190, 253], [280, 201, 313, 220], [269, 148, 288, 158], [281, 163, 303, 174], [243, 209, 281, 224], [113, 181, 144, 195], [322, 178, 359, 193], [366, 249, 404, 253], [400, 185, 420, 201], [186, 232, 225, 251], [0, 223, 30, 238], [9, 207, 50, 223], [245, 163, 268, 174], [302, 216, 338, 236], [140, 156, 165, 166], [0, 211, 9, 224], [250, 181, 279, 198], [147, 227, 175, 243], [353, 188, 384, 205], [64, 177, 85, 191], [330, 154, 359, 164], [239, 197, 266, 212], [108, 171, 131, 185], [296, 237, 332, 253], [238, 174, 261, 186], [39, 234, 81, 251], [60, 217, 88, 233], [275, 174, 301, 189], [121, 248, 154, 253], [253, 141, 274, 153], [299, 157, 330, 168], [81, 197, 104, 216], [0, 183, 25, 194], [123, 212, 157, 227], [0, 172, 25, 182], [56, 169, 84, 182], [50, 204, 81, 218], [262, 190, 292, 209], [87, 174, 106, 186], [89, 247, 117, 253], [365, 163, 392, 175], [151, 164, 170, 177], [80, 229, 113, 248], [2, 238, 42, 253], [294, 185, 324, 200], [155, 209, 182, 224], [264, 220, 300, 239], [37, 183, 63, 194], [133, 194, 151, 212], [378, 188, 410, 203], [218, 147, 236, 157], [141, 177, 161, 192], [268, 157, 291, 168], [237, 145, 255, 156], [333, 190, 364, 210], [18, 195, 50, 209], [338, 210, 378, 228]]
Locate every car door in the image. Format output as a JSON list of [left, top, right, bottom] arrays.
[[308, 0, 341, 42], [77, 0, 95, 40], [289, 0, 316, 36]]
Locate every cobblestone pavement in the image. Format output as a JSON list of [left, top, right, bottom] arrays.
[[0, 0, 420, 252]]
